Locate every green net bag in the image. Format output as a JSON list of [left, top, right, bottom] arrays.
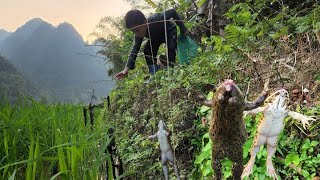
[[177, 34, 199, 65]]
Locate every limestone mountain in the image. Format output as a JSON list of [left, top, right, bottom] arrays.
[[0, 18, 112, 103], [0, 29, 11, 47]]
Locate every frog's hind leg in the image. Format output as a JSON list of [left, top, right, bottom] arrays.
[[161, 152, 169, 180], [212, 148, 223, 180], [266, 136, 279, 180], [231, 147, 243, 180], [241, 134, 266, 179], [212, 158, 222, 180]]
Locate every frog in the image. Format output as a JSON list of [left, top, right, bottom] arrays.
[[148, 120, 180, 180], [209, 79, 269, 180], [241, 89, 317, 180]]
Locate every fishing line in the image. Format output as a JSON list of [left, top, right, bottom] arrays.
[[162, 4, 178, 169], [145, 17, 162, 113]]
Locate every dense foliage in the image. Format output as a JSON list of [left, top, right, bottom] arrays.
[[1, 0, 319, 179], [102, 0, 320, 179], [194, 104, 320, 179], [0, 99, 112, 179]]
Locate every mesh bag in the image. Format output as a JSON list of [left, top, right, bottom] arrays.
[[177, 34, 199, 65]]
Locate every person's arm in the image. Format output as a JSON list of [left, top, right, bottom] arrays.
[[115, 36, 143, 80], [163, 9, 188, 34], [126, 36, 143, 70]]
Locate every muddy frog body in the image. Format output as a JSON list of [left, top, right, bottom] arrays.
[[209, 79, 268, 180]]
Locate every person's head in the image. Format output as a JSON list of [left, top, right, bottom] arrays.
[[125, 9, 147, 37]]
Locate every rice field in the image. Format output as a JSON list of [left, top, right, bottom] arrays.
[[0, 98, 113, 179]]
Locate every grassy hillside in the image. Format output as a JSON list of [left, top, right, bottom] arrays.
[[106, 62, 320, 179], [103, 1, 320, 179]]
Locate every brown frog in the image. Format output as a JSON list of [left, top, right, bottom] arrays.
[[209, 79, 268, 180]]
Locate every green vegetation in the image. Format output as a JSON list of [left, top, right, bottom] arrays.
[[106, 62, 319, 179], [1, 0, 319, 179], [0, 99, 113, 179], [100, 0, 320, 179], [194, 104, 320, 179]]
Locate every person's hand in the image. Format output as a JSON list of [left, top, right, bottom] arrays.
[[115, 67, 129, 80]]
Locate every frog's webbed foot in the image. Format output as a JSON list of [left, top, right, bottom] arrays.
[[288, 111, 318, 129], [301, 116, 317, 129], [266, 161, 278, 180], [241, 163, 253, 179]]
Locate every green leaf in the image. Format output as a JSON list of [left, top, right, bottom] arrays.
[[258, 173, 265, 179], [223, 45, 232, 52], [200, 105, 211, 113], [203, 160, 213, 176], [257, 146, 264, 159], [202, 132, 210, 139], [243, 138, 253, 158], [314, 73, 320, 81], [195, 150, 209, 164], [224, 170, 232, 178], [285, 154, 300, 166], [207, 91, 214, 100], [203, 142, 212, 152], [276, 146, 284, 157], [257, 30, 264, 37], [301, 170, 310, 178], [302, 142, 311, 150], [50, 172, 63, 180], [310, 141, 319, 146], [8, 169, 16, 180]]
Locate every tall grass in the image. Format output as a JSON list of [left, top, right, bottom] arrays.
[[0, 98, 112, 179]]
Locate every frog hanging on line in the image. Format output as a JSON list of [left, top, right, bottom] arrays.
[[148, 120, 180, 180], [241, 89, 317, 180]]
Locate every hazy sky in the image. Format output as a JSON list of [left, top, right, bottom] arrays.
[[0, 0, 132, 41]]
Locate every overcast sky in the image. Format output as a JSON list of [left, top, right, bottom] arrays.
[[0, 0, 132, 41]]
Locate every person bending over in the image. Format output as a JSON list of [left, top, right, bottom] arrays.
[[115, 9, 188, 80]]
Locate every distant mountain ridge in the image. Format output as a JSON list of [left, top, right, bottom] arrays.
[[0, 29, 11, 47], [0, 18, 112, 103]]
